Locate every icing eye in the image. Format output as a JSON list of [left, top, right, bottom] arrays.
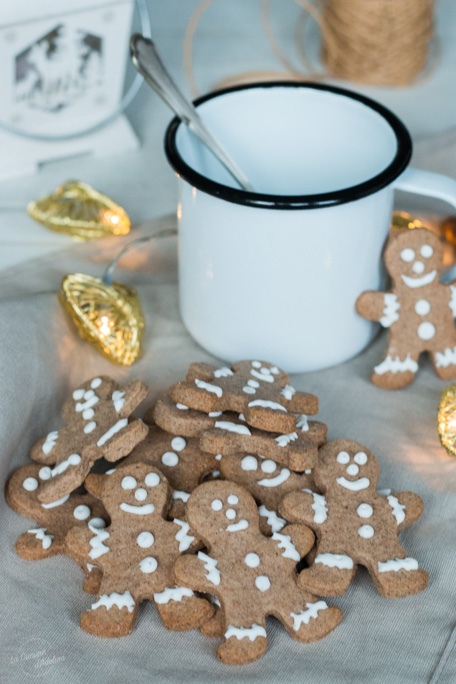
[[23, 477, 38, 491], [89, 517, 106, 528], [121, 476, 137, 490], [227, 494, 238, 504], [211, 499, 223, 511], [162, 452, 179, 467], [354, 452, 368, 465], [171, 437, 186, 451], [241, 456, 258, 471], [91, 378, 102, 389], [336, 451, 350, 464], [145, 472, 160, 487], [226, 508, 236, 520], [73, 388, 85, 400], [420, 244, 433, 258], [261, 460, 277, 473], [38, 467, 51, 481], [135, 488, 147, 501], [346, 464, 359, 476], [251, 361, 261, 368], [73, 504, 91, 520], [400, 248, 415, 262]]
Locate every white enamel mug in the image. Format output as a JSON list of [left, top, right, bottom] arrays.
[[165, 82, 456, 373]]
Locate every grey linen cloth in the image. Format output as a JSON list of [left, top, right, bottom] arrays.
[[1, 207, 456, 684]]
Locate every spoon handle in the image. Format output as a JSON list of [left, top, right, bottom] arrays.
[[130, 34, 254, 193]]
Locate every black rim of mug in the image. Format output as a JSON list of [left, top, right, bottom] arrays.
[[164, 81, 412, 210]]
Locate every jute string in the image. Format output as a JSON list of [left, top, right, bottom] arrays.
[[183, 0, 437, 97], [321, 0, 435, 86]]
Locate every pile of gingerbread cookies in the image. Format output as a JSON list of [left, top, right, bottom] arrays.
[[5, 360, 429, 665]]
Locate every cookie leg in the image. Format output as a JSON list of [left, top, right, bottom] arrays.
[[155, 587, 214, 631], [367, 548, 429, 598], [371, 347, 420, 389], [276, 597, 342, 643], [217, 617, 268, 666], [431, 341, 456, 381], [298, 550, 356, 596], [200, 606, 224, 638], [81, 581, 139, 638]]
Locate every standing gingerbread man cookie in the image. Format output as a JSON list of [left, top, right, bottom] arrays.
[[280, 440, 428, 599], [173, 480, 342, 665], [356, 228, 456, 388]]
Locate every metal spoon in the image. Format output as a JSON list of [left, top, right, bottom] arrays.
[[130, 34, 254, 193]]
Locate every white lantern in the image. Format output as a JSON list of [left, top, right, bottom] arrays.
[[0, 0, 141, 180]]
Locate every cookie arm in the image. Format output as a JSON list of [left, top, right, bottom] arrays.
[[184, 363, 218, 382], [356, 291, 389, 323], [66, 525, 104, 569], [389, 491, 424, 531], [279, 490, 322, 532], [118, 380, 149, 417], [29, 439, 57, 465], [173, 554, 221, 595], [100, 420, 149, 462], [280, 524, 315, 558]]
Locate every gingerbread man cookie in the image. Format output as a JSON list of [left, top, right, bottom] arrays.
[[173, 481, 342, 665], [171, 361, 318, 433], [200, 414, 325, 471], [66, 463, 213, 637], [5, 463, 108, 593], [30, 376, 148, 503], [280, 440, 428, 598], [357, 228, 456, 388]]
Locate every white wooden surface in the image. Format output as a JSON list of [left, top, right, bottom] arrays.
[[1, 0, 456, 273]]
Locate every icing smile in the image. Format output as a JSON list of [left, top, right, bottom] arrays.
[[336, 477, 370, 491], [258, 469, 290, 487], [119, 502, 155, 515], [401, 270, 436, 289]]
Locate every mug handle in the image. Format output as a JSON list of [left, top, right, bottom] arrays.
[[394, 167, 456, 208]]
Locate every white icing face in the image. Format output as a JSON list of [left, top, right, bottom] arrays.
[[118, 471, 162, 516], [396, 236, 439, 289], [333, 448, 372, 491], [204, 489, 250, 533]]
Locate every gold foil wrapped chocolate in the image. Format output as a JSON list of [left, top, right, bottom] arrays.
[[438, 383, 456, 457], [60, 273, 144, 366], [27, 181, 130, 241], [390, 212, 424, 233]]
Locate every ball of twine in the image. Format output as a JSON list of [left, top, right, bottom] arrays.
[[320, 0, 435, 86]]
